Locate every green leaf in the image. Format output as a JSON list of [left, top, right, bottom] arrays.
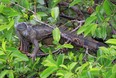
[[82, 23, 97, 37], [60, 65, 68, 70], [0, 70, 9, 78], [90, 68, 100, 72], [20, 0, 30, 9], [106, 39, 116, 45], [38, 0, 45, 5], [51, 0, 61, 7], [40, 66, 58, 78], [57, 54, 64, 67], [85, 16, 97, 26], [64, 72, 73, 78], [0, 4, 5, 13], [81, 62, 89, 70], [8, 70, 14, 78], [0, 64, 5, 69], [69, 0, 81, 7], [69, 62, 77, 71], [112, 64, 116, 73], [91, 24, 97, 36], [84, 24, 97, 36], [11, 50, 29, 62], [79, 53, 83, 64], [63, 44, 74, 48], [0, 25, 8, 31], [2, 40, 6, 51], [56, 70, 66, 76], [51, 7, 59, 20], [77, 25, 86, 35], [95, 27, 102, 38], [2, 7, 18, 17], [77, 16, 97, 35], [101, 24, 107, 39], [8, 20, 14, 30], [103, 0, 112, 15], [1, 0, 10, 4], [52, 27, 61, 43], [99, 47, 109, 55], [42, 55, 57, 67], [96, 12, 104, 22], [37, 12, 47, 17]]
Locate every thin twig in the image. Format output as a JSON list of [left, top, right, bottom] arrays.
[[11, 2, 35, 14], [71, 20, 85, 33]]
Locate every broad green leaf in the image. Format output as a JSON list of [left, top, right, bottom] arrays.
[[103, 0, 112, 15], [37, 12, 47, 17], [55, 44, 63, 49], [96, 12, 104, 22], [51, 7, 59, 20], [77, 25, 86, 35], [69, 0, 81, 7], [99, 47, 109, 55], [84, 25, 93, 37], [110, 46, 116, 49], [63, 44, 74, 48], [78, 16, 97, 35], [8, 70, 14, 78], [90, 68, 100, 72], [91, 24, 97, 36], [2, 40, 6, 51], [106, 39, 116, 45], [0, 70, 9, 78], [53, 0, 60, 3], [0, 64, 5, 69], [0, 4, 5, 13], [7, 20, 14, 30], [95, 27, 102, 38], [0, 58, 6, 63], [81, 62, 89, 70], [52, 27, 61, 43], [60, 65, 68, 70], [69, 62, 77, 71], [4, 29, 13, 41], [56, 70, 66, 76], [51, 0, 61, 7], [38, 0, 45, 5], [101, 24, 107, 39], [85, 16, 97, 26], [64, 72, 73, 78], [57, 54, 64, 67], [84, 23, 97, 37], [1, 0, 10, 4], [42, 55, 57, 67], [79, 53, 83, 64], [112, 64, 116, 73], [98, 57, 111, 66], [11, 50, 29, 61], [20, 0, 30, 9], [2, 7, 18, 17], [0, 25, 8, 31], [42, 59, 57, 67], [40, 66, 58, 78]]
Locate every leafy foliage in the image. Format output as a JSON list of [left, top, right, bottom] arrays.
[[0, 0, 116, 78]]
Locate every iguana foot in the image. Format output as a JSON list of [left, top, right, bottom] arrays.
[[27, 53, 36, 60]]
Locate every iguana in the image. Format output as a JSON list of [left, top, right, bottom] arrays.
[[15, 22, 107, 59]]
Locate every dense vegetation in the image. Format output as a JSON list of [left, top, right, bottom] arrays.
[[0, 0, 116, 78]]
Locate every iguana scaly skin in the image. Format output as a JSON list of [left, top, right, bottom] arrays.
[[17, 22, 107, 57]]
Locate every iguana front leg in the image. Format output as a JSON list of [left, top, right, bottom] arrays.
[[27, 39, 39, 60], [18, 39, 30, 54]]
